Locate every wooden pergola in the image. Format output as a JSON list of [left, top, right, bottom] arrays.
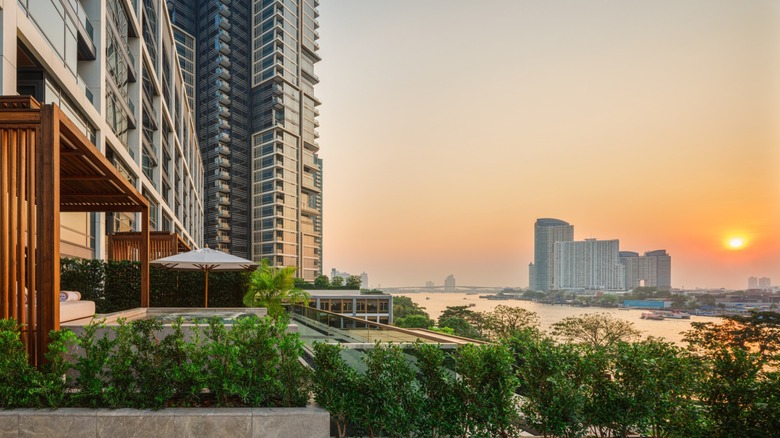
[[108, 231, 191, 261], [0, 96, 150, 366]]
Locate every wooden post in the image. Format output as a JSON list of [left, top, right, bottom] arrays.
[[36, 106, 60, 366], [141, 206, 150, 307], [204, 270, 209, 308], [1, 129, 8, 318], [25, 126, 36, 357]]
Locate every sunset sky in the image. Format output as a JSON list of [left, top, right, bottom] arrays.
[[315, 0, 780, 290]]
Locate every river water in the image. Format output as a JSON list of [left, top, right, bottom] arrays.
[[403, 292, 713, 345]]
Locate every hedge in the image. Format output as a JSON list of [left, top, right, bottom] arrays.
[[60, 258, 249, 313]]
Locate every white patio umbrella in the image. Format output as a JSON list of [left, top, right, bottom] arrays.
[[151, 247, 258, 308]]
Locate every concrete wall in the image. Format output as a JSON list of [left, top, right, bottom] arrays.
[[0, 407, 329, 438]]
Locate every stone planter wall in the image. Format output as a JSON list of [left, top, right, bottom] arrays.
[[0, 407, 329, 438]]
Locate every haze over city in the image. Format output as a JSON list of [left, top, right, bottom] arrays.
[[317, 0, 780, 290]]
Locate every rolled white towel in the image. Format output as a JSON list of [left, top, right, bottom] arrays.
[[60, 291, 82, 301]]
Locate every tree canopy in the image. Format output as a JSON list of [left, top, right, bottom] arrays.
[[551, 312, 641, 348]]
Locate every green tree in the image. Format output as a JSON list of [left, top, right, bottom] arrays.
[[414, 343, 464, 438], [312, 343, 359, 438], [439, 305, 478, 322], [483, 305, 540, 340], [456, 343, 519, 437], [345, 275, 362, 289], [439, 316, 482, 340], [331, 276, 344, 287], [583, 339, 704, 438], [393, 296, 429, 320], [357, 343, 423, 437], [507, 331, 589, 438], [243, 259, 310, 319], [395, 314, 434, 329], [551, 312, 641, 349], [314, 274, 330, 289], [683, 311, 780, 436]]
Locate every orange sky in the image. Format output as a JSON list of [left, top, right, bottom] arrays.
[[315, 0, 780, 289]]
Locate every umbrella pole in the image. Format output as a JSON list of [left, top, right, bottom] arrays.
[[205, 270, 209, 308]]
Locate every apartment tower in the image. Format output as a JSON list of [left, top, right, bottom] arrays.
[[3, 0, 205, 256], [554, 239, 625, 291], [619, 250, 672, 290], [168, 0, 323, 280], [530, 218, 574, 291]]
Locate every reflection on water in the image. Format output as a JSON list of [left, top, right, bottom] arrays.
[[406, 292, 713, 345]]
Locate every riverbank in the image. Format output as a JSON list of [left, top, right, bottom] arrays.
[[404, 292, 706, 345]]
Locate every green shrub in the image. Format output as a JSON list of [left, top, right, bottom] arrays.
[[357, 343, 423, 438], [0, 319, 39, 408], [413, 343, 464, 438], [312, 343, 359, 438], [456, 343, 519, 438], [0, 319, 76, 408]]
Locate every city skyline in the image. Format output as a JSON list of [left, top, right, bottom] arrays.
[[316, 0, 779, 289]]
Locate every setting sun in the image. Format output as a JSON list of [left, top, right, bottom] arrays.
[[727, 237, 746, 250]]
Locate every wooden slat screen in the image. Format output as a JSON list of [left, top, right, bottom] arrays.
[[108, 232, 191, 261]]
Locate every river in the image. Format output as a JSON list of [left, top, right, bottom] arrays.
[[403, 292, 713, 345]]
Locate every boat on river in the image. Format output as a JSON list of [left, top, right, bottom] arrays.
[[641, 312, 665, 320], [659, 311, 691, 319]]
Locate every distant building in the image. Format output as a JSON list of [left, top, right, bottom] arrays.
[[532, 218, 574, 291], [444, 275, 456, 291], [623, 300, 671, 309], [331, 268, 350, 281], [307, 290, 392, 324], [748, 276, 758, 289], [554, 239, 625, 291], [759, 277, 771, 289], [425, 281, 435, 288], [620, 250, 672, 290], [330, 268, 368, 287]]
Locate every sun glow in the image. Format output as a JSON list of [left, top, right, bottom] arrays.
[[727, 237, 746, 250]]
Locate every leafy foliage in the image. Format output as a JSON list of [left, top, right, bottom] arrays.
[[1, 315, 309, 409], [60, 257, 247, 313], [684, 311, 780, 437], [345, 275, 362, 289], [551, 312, 641, 349], [392, 295, 430, 320], [243, 259, 310, 319], [482, 305, 540, 340], [312, 343, 360, 438], [394, 314, 434, 329], [0, 319, 76, 408]]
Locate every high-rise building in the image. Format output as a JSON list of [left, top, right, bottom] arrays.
[[620, 250, 672, 290], [360, 272, 369, 289], [748, 276, 759, 289], [758, 277, 771, 289], [554, 239, 625, 291], [168, 0, 323, 280], [531, 218, 574, 291], [444, 275, 456, 292], [4, 0, 204, 257]]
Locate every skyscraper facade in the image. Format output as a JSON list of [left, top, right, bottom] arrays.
[[4, 0, 204, 257], [444, 275, 456, 292], [168, 0, 323, 280], [554, 239, 625, 291], [530, 218, 574, 291], [620, 250, 672, 290]]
